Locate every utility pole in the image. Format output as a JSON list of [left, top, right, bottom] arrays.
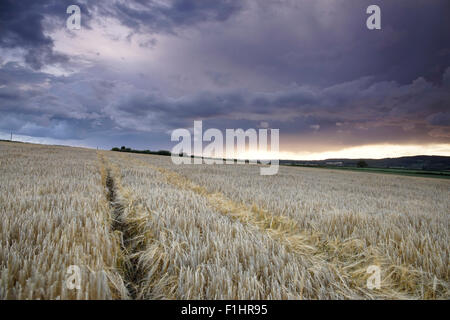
[[10, 132, 12, 141]]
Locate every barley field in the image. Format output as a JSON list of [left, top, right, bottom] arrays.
[[0, 141, 448, 299]]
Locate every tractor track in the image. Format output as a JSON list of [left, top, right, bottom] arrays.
[[100, 154, 144, 299]]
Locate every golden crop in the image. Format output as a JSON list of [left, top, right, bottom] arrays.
[[0, 142, 127, 299], [1, 141, 448, 299]]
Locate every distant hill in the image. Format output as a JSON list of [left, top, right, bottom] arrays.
[[0, 139, 23, 144], [280, 155, 450, 171]]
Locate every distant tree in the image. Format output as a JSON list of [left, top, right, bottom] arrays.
[[357, 160, 368, 168], [110, 146, 171, 156], [156, 150, 171, 156]]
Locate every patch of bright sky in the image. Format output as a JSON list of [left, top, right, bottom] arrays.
[[274, 144, 450, 160], [0, 131, 92, 149], [50, 16, 158, 67]]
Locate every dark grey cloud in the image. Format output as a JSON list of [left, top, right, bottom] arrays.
[[0, 0, 92, 69], [0, 0, 449, 154], [0, 0, 244, 69], [1, 58, 449, 151], [427, 112, 450, 127], [0, 63, 116, 139], [182, 0, 450, 87], [99, 0, 244, 33], [44, 66, 440, 151]]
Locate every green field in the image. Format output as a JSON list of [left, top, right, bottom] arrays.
[[286, 164, 450, 179]]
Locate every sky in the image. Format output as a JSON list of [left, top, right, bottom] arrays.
[[0, 0, 449, 160]]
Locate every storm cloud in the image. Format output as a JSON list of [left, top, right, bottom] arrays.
[[0, 0, 449, 156]]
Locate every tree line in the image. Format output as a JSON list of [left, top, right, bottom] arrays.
[[111, 146, 171, 156]]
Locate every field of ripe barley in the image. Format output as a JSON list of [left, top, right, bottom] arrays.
[[1, 141, 449, 299]]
